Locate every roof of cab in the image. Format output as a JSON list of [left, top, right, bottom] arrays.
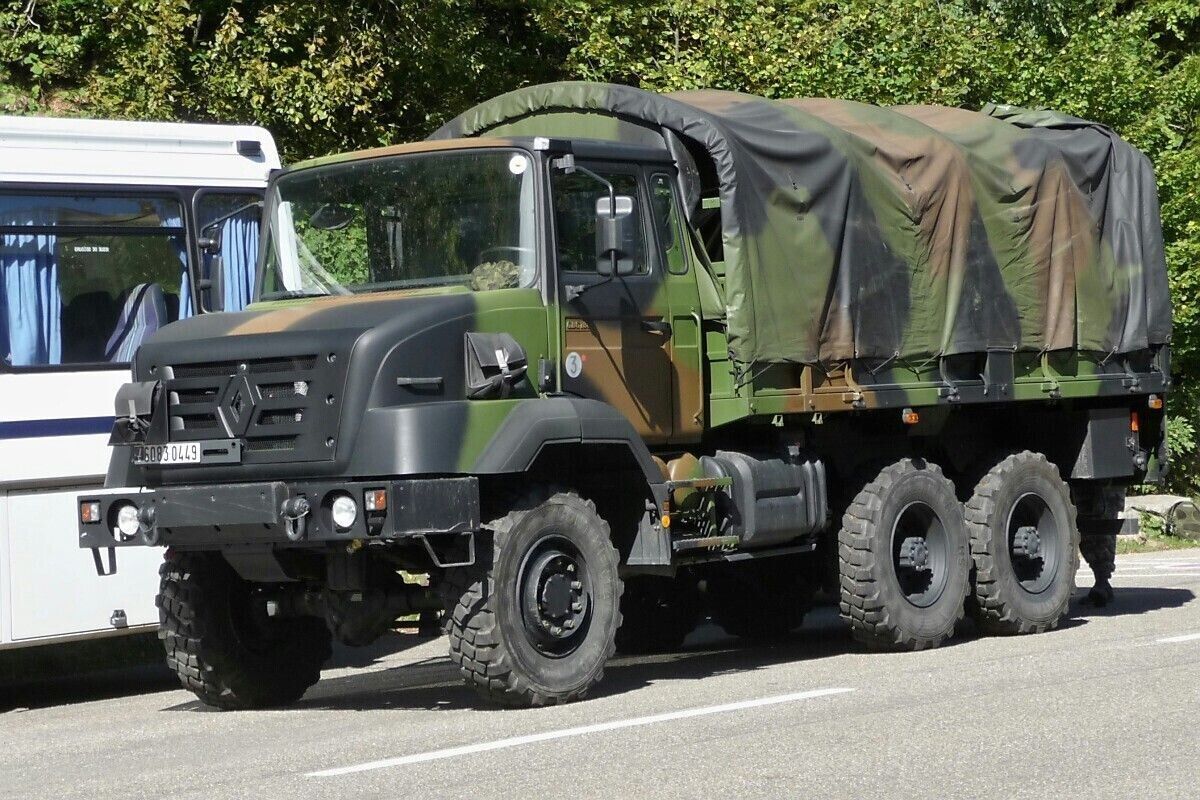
[[291, 137, 521, 171], [289, 135, 675, 174]]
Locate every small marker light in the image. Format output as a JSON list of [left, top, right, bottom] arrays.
[[901, 407, 920, 425], [1130, 410, 1140, 433], [80, 500, 101, 524], [364, 489, 388, 512], [1148, 394, 1163, 410], [661, 514, 671, 528]]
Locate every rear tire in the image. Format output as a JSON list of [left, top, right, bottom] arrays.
[[443, 490, 622, 706], [838, 458, 970, 650], [965, 452, 1080, 634], [156, 551, 331, 709]]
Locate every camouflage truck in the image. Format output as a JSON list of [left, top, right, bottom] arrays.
[[78, 83, 1170, 708]]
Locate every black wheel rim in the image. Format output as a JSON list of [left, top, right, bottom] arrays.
[[1005, 491, 1060, 594], [890, 501, 950, 608], [517, 534, 592, 657]]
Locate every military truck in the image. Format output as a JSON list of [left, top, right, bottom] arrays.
[[78, 83, 1170, 709]]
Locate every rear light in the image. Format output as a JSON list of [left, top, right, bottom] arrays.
[[1148, 394, 1163, 410], [1131, 410, 1140, 433], [364, 488, 388, 512], [80, 500, 101, 524], [901, 407, 920, 425]]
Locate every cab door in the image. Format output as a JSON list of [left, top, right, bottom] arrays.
[[552, 163, 674, 443]]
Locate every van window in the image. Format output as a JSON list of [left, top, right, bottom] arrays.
[[0, 193, 189, 367], [196, 193, 261, 312]]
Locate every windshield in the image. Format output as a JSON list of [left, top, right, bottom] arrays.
[[260, 149, 538, 300]]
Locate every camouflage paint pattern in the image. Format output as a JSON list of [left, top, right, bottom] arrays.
[[136, 284, 552, 479], [432, 82, 1170, 371]]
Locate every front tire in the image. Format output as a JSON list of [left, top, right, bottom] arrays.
[[965, 452, 1080, 634], [156, 551, 331, 709], [838, 458, 971, 650], [443, 491, 622, 706]]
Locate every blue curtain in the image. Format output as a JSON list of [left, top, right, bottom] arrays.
[[219, 210, 259, 312], [0, 214, 62, 366], [161, 208, 192, 320]]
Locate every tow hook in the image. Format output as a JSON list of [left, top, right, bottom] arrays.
[[282, 496, 311, 542], [138, 505, 160, 546]]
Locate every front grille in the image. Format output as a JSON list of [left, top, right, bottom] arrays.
[[244, 436, 298, 453], [171, 356, 317, 379], [259, 409, 304, 425], [161, 352, 340, 464]]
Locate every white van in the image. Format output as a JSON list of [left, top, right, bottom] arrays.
[[0, 116, 279, 649]]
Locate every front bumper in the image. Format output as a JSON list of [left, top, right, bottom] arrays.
[[78, 477, 480, 549]]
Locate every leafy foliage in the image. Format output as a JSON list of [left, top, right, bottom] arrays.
[[0, 1, 564, 156], [3, 0, 1200, 482]]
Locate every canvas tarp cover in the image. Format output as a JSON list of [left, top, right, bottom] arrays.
[[432, 82, 1170, 367]]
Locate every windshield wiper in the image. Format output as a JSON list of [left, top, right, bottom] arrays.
[[259, 289, 332, 302]]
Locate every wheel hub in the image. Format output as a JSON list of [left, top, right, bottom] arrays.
[[1006, 492, 1060, 594], [520, 540, 590, 652], [890, 501, 949, 609], [539, 571, 577, 620], [1011, 525, 1042, 559], [897, 536, 931, 571]]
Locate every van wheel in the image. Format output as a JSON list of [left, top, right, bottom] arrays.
[[839, 458, 970, 650], [443, 490, 622, 706], [157, 551, 331, 709], [965, 452, 1080, 634], [615, 575, 701, 654]]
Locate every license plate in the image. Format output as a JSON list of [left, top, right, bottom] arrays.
[[132, 442, 202, 466]]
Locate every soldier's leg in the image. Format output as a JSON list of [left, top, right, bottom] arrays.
[[1073, 484, 1124, 607], [1079, 529, 1117, 606]]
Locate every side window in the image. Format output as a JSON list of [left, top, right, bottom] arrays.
[[650, 174, 688, 275], [551, 168, 648, 275], [196, 192, 261, 312], [0, 193, 188, 367]]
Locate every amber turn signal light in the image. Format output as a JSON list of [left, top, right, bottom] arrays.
[[364, 489, 388, 512], [901, 407, 920, 425], [1148, 394, 1163, 410], [80, 500, 101, 524]]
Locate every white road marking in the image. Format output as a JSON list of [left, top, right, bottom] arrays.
[[307, 686, 856, 778], [1156, 633, 1200, 644]]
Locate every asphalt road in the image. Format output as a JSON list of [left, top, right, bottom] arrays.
[[3, 548, 1199, 800]]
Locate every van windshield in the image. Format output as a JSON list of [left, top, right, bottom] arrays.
[[260, 149, 538, 300]]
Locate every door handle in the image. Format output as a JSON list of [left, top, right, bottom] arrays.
[[641, 319, 673, 336]]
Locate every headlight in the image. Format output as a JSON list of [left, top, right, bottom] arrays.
[[115, 503, 140, 539], [331, 494, 358, 530]]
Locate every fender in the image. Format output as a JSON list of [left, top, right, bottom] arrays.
[[472, 397, 665, 486]]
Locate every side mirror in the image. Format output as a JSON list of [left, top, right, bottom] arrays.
[[595, 195, 636, 277]]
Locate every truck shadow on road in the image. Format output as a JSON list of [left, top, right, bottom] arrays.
[[234, 583, 1195, 714], [9, 584, 1189, 714]]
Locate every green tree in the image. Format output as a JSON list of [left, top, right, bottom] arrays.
[[0, 1, 565, 158]]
